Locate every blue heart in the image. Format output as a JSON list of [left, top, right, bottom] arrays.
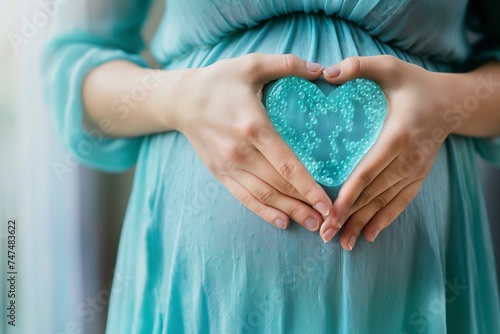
[[264, 77, 387, 194]]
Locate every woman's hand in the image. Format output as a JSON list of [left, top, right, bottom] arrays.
[[171, 53, 334, 231], [318, 55, 462, 249]]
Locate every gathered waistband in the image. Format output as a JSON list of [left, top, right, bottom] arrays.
[[158, 12, 456, 75]]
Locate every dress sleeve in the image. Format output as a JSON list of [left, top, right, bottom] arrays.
[[464, 4, 500, 166], [42, 0, 154, 172]]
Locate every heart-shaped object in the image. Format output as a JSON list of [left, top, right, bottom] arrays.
[[264, 76, 387, 192]]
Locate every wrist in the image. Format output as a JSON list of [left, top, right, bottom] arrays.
[[441, 65, 500, 137], [145, 68, 199, 133], [437, 71, 479, 136]]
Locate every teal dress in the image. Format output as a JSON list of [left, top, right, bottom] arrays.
[[43, 0, 500, 333]]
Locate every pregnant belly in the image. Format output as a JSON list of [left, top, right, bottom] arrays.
[[109, 12, 463, 333], [144, 124, 451, 256], [145, 12, 452, 265], [139, 125, 452, 331], [162, 12, 453, 188]]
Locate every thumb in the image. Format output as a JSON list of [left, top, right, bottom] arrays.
[[322, 55, 403, 86], [244, 53, 324, 84]]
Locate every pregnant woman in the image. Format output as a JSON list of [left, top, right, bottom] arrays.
[[43, 0, 500, 332]]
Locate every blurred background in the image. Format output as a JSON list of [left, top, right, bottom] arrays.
[[0, 0, 499, 333], [1, 0, 163, 333]]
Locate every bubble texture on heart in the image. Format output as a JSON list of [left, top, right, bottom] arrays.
[[265, 76, 387, 187]]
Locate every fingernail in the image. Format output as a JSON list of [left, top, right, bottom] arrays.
[[324, 65, 341, 78], [348, 236, 356, 251], [337, 215, 346, 228], [322, 228, 337, 243], [371, 229, 380, 242], [305, 218, 319, 231], [307, 61, 323, 72], [274, 218, 286, 229], [314, 202, 330, 217]]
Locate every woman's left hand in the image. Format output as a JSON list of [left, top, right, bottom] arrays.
[[319, 55, 459, 249]]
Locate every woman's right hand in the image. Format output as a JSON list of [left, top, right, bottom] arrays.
[[169, 53, 334, 231]]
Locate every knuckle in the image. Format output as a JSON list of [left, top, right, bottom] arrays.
[[358, 189, 373, 207], [397, 128, 412, 147], [244, 53, 260, 63], [373, 195, 388, 210], [238, 121, 262, 141], [210, 161, 231, 178], [206, 161, 219, 175], [289, 204, 306, 220], [278, 180, 296, 196], [281, 54, 299, 72], [378, 211, 394, 225], [256, 188, 276, 204], [277, 160, 297, 180], [347, 216, 366, 234], [242, 53, 261, 77], [235, 190, 252, 205], [302, 186, 318, 203], [400, 193, 415, 207], [381, 55, 402, 79], [343, 57, 362, 76], [385, 128, 410, 151], [254, 126, 275, 146], [254, 204, 269, 219], [358, 170, 375, 188], [216, 173, 230, 185], [225, 143, 245, 162]]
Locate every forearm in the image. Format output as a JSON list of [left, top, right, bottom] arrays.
[[444, 61, 500, 138], [82, 60, 189, 137]]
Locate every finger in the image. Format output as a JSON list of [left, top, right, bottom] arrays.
[[346, 158, 407, 218], [363, 180, 422, 242], [220, 175, 290, 229], [240, 153, 308, 203], [234, 169, 322, 231], [250, 120, 333, 218], [322, 55, 404, 87], [319, 216, 341, 243], [225, 120, 308, 203], [329, 125, 404, 229], [242, 53, 324, 85], [339, 178, 408, 251]]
